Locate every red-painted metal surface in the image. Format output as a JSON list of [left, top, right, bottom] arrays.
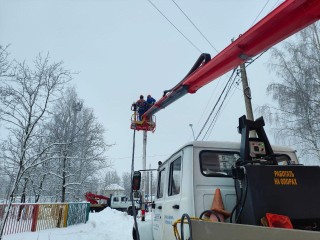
[[0, 202, 88, 235], [144, 0, 320, 119], [131, 113, 156, 132], [85, 192, 109, 204], [130, 121, 156, 132], [30, 205, 39, 232], [0, 204, 35, 235]]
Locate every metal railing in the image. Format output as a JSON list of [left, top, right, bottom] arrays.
[[0, 202, 90, 235], [67, 202, 90, 226]]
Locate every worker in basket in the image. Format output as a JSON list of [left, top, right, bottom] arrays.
[[135, 95, 148, 121], [147, 94, 156, 108]]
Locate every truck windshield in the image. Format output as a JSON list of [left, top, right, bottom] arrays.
[[200, 151, 240, 177], [157, 168, 165, 198]]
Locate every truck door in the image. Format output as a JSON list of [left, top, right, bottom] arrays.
[[153, 167, 166, 240], [163, 156, 182, 240], [111, 196, 119, 209]]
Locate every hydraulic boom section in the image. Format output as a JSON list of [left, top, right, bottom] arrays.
[[143, 0, 320, 121]]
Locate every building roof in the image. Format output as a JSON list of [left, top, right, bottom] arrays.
[[105, 184, 125, 191]]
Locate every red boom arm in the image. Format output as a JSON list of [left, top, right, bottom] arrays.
[[85, 192, 109, 204], [143, 0, 320, 119]]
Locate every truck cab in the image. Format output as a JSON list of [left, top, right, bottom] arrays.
[[109, 195, 129, 209], [108, 195, 140, 215], [134, 141, 298, 240]]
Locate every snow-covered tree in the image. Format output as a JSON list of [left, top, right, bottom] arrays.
[[262, 23, 320, 165], [121, 172, 131, 197], [0, 53, 71, 237], [46, 87, 111, 202], [0, 45, 10, 77], [104, 170, 121, 187]]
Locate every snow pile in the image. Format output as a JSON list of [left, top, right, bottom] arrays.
[[3, 207, 134, 240]]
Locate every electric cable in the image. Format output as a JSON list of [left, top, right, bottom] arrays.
[[199, 210, 221, 222], [217, 73, 241, 118], [198, 0, 282, 137], [230, 179, 243, 223], [196, 77, 223, 128], [270, 0, 282, 11], [146, 0, 202, 53], [149, 0, 239, 137], [130, 128, 140, 240], [250, 0, 282, 28], [235, 172, 249, 223], [199, 78, 233, 140], [180, 213, 193, 240], [195, 68, 237, 140], [170, 0, 218, 53], [202, 71, 239, 140], [202, 103, 222, 141], [197, 68, 237, 140], [169, 0, 236, 134], [250, 0, 271, 27], [247, 1, 283, 66], [245, 50, 268, 68]]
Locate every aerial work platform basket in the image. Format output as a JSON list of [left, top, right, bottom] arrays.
[[130, 115, 156, 132], [130, 111, 156, 132]]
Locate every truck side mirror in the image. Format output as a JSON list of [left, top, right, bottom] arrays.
[[132, 171, 141, 191]]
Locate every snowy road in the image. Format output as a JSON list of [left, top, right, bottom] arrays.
[[3, 208, 135, 240]]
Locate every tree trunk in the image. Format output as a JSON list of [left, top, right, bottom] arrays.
[[61, 155, 67, 202], [35, 174, 46, 203], [0, 170, 21, 239]]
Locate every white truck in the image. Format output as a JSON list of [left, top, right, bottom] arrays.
[[85, 192, 140, 214], [130, 1, 320, 239], [133, 139, 319, 240], [110, 194, 141, 215]]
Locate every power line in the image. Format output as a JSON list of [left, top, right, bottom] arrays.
[[270, 0, 282, 11], [195, 1, 283, 140], [166, 0, 228, 130], [146, 0, 202, 53], [195, 68, 237, 140], [202, 71, 240, 140], [245, 49, 268, 68], [250, 0, 271, 27], [247, 1, 283, 66], [196, 77, 224, 127], [170, 0, 218, 53], [204, 72, 240, 140]]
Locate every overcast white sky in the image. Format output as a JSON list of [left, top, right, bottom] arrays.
[[0, 0, 286, 175]]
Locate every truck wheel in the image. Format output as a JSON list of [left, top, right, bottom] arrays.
[[132, 227, 137, 240], [127, 207, 133, 216]]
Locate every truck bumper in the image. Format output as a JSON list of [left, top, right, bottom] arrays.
[[191, 220, 319, 240]]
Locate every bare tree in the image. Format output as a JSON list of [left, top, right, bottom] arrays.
[[104, 170, 121, 188], [121, 172, 132, 197], [0, 54, 71, 238], [46, 87, 111, 202], [0, 45, 10, 77], [261, 23, 320, 165]]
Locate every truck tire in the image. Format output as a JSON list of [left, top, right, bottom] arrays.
[[132, 227, 137, 240], [127, 207, 133, 216]]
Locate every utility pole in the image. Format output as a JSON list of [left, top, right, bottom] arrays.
[[149, 163, 152, 202], [150, 166, 153, 212], [240, 63, 256, 138], [141, 130, 147, 221]]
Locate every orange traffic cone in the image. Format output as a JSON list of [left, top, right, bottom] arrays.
[[209, 188, 231, 222]]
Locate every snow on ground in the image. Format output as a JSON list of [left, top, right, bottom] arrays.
[[3, 207, 135, 240]]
